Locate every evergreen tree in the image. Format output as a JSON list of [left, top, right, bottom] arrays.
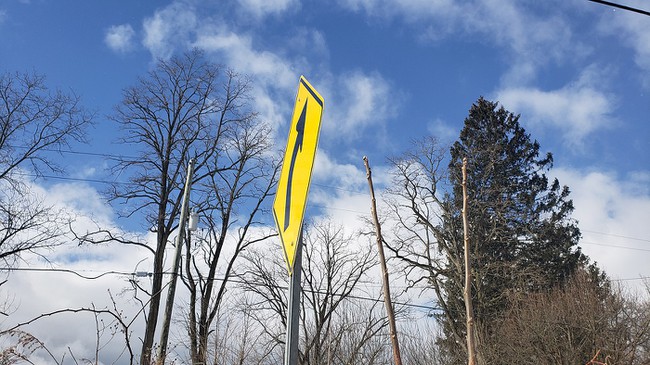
[[438, 97, 585, 363], [384, 97, 587, 365]]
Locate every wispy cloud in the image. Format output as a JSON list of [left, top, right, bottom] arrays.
[[496, 67, 616, 148], [553, 167, 650, 289], [238, 0, 299, 18], [193, 29, 296, 87], [193, 26, 298, 132], [323, 71, 400, 142], [105, 24, 135, 54], [427, 118, 458, 143], [310, 150, 370, 231], [598, 0, 650, 88], [337, 0, 584, 84], [142, 2, 197, 59]]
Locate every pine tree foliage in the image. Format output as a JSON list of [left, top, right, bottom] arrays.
[[440, 97, 586, 362], [385, 97, 587, 364]]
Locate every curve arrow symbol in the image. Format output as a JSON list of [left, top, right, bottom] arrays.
[[284, 98, 308, 232]]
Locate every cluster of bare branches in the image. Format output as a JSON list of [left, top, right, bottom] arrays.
[[0, 70, 93, 271], [238, 221, 397, 365], [488, 271, 650, 364]]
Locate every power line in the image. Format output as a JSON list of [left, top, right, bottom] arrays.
[[587, 0, 650, 16], [2, 267, 135, 280], [8, 145, 138, 161], [581, 241, 650, 253], [606, 275, 650, 282], [1, 266, 441, 312], [582, 230, 650, 243], [14, 171, 132, 186], [312, 182, 368, 196]]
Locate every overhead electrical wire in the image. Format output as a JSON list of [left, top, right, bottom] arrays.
[[7, 144, 138, 161], [2, 267, 135, 280], [11, 169, 650, 250], [587, 0, 650, 16], [582, 229, 650, 243], [581, 241, 650, 253], [14, 171, 132, 186], [3, 264, 647, 321], [1, 266, 442, 312]]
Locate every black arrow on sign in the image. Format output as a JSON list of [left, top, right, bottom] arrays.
[[284, 98, 308, 232]]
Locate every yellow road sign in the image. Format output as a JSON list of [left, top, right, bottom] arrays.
[[273, 76, 324, 275]]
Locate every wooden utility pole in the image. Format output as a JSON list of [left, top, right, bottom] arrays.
[[157, 158, 195, 365], [363, 156, 403, 365], [462, 157, 478, 365]]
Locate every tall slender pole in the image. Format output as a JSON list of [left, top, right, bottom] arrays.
[[157, 158, 195, 365], [462, 157, 477, 365], [284, 229, 303, 365], [363, 156, 403, 365]]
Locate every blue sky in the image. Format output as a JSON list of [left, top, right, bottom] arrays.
[[1, 0, 650, 360], [2, 0, 649, 168]]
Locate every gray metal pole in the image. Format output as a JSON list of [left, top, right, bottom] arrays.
[[157, 158, 195, 365], [284, 229, 303, 365]]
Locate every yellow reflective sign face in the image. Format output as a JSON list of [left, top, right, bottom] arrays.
[[273, 76, 324, 275]]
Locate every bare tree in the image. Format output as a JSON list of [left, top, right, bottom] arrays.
[[0, 189, 71, 268], [178, 297, 279, 365], [300, 222, 378, 365], [81, 50, 265, 364], [0, 70, 92, 269], [0, 294, 136, 365], [239, 221, 390, 365], [488, 270, 650, 365], [181, 113, 280, 364], [399, 320, 444, 365]]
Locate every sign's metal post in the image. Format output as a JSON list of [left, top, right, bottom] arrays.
[[284, 230, 302, 365]]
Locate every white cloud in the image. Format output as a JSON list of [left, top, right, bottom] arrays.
[[104, 24, 135, 54], [192, 22, 397, 148], [0, 179, 152, 363], [47, 183, 114, 224], [553, 168, 650, 293], [338, 0, 584, 85], [193, 29, 296, 88], [310, 151, 370, 231], [135, 2, 398, 148], [496, 67, 616, 147], [309, 150, 401, 236], [0, 10, 7, 25], [323, 71, 399, 141], [337, 0, 457, 22], [142, 2, 197, 59], [343, 72, 393, 131], [599, 0, 650, 88], [313, 150, 366, 190], [238, 0, 299, 18], [427, 118, 458, 143], [193, 26, 299, 135]]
